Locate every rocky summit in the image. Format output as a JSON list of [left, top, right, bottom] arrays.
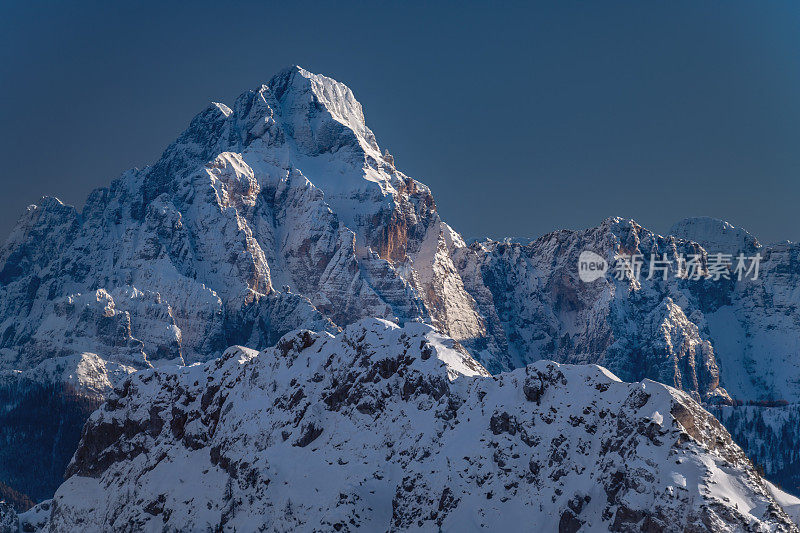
[[0, 66, 799, 529]]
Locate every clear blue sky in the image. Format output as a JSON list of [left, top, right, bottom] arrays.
[[1, 1, 799, 243]]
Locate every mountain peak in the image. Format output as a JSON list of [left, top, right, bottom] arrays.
[[262, 66, 380, 157], [669, 216, 760, 255]]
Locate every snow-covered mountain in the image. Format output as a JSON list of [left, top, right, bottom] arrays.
[[455, 216, 798, 402], [12, 319, 800, 531], [0, 66, 485, 502], [454, 217, 800, 495], [1, 66, 799, 512], [668, 216, 761, 256], [453, 217, 800, 494]]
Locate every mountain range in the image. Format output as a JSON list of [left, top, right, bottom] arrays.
[[0, 66, 798, 531]]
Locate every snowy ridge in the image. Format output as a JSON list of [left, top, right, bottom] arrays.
[[28, 320, 798, 531], [669, 216, 761, 256]]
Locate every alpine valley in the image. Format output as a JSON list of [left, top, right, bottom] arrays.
[[0, 67, 798, 531]]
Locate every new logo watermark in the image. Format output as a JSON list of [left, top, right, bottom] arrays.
[[577, 251, 762, 282], [578, 251, 608, 282]]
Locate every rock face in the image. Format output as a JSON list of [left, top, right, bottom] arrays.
[[38, 320, 799, 532], [1, 66, 800, 502]]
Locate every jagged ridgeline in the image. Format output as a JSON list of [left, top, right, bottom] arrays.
[[0, 67, 799, 527], [13, 321, 800, 530]]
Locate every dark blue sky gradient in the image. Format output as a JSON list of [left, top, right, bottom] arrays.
[[1, 1, 799, 243]]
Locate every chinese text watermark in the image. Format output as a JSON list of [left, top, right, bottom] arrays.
[[578, 252, 762, 282]]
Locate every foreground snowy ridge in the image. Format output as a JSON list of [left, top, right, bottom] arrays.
[[15, 319, 797, 532]]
